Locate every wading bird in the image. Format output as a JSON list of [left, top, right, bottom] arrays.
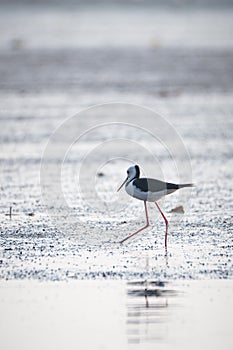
[[117, 165, 193, 248]]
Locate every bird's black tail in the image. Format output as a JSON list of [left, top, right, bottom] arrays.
[[178, 183, 194, 189]]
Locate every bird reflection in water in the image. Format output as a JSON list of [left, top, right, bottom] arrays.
[[126, 280, 177, 344]]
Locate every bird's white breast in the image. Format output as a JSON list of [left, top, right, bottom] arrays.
[[125, 181, 166, 202]]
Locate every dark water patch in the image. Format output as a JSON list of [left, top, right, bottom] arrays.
[[1, 47, 233, 94]]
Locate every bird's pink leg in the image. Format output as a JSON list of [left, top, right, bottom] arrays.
[[120, 201, 149, 244], [155, 202, 169, 248]]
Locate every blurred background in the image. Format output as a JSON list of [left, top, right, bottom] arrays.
[[1, 0, 233, 97]]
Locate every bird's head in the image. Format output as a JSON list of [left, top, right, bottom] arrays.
[[117, 165, 140, 192]]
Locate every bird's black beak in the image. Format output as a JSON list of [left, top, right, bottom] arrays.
[[117, 177, 128, 192]]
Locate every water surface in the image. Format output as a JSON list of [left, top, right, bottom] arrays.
[[0, 280, 232, 350]]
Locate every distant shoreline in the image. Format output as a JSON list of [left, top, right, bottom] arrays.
[[1, 0, 233, 9]]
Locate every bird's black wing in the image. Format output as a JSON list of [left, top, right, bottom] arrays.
[[133, 178, 179, 193]]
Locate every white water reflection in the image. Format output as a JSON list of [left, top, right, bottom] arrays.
[[0, 280, 232, 350], [127, 281, 178, 345]]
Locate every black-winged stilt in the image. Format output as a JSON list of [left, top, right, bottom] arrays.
[[117, 165, 193, 248]]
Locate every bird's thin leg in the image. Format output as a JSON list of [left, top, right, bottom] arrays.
[[154, 202, 169, 248], [120, 201, 149, 244]]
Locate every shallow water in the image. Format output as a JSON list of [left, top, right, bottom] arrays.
[[0, 3, 233, 349], [0, 280, 233, 350], [0, 93, 232, 280]]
